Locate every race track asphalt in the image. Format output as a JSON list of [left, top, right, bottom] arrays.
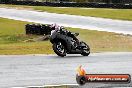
[[0, 52, 132, 88], [0, 8, 132, 35]]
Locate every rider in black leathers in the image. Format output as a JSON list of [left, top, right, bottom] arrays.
[[50, 24, 80, 45]]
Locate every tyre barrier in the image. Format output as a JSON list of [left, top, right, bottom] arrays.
[[25, 24, 52, 35], [1, 1, 132, 9]]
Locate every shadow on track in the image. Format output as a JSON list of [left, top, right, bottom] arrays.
[[50, 55, 92, 59]]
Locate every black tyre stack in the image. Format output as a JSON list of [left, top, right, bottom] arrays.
[[25, 24, 52, 35]]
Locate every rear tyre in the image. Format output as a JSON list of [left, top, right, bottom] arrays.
[[81, 42, 90, 56], [53, 42, 66, 57]]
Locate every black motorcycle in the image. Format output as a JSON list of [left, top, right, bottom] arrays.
[[50, 26, 90, 57]]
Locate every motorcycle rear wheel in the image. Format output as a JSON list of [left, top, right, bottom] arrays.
[[53, 42, 66, 57]]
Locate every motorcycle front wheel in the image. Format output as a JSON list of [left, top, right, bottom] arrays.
[[81, 42, 90, 56], [53, 42, 66, 57]]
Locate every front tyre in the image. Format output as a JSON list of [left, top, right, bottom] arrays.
[[81, 42, 90, 56], [53, 42, 66, 57], [81, 50, 90, 56]]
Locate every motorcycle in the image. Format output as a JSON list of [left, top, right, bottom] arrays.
[[50, 25, 90, 57]]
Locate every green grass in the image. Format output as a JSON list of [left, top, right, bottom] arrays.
[[0, 18, 37, 44], [0, 42, 54, 55], [0, 17, 54, 54], [0, 17, 132, 55], [1, 4, 132, 20]]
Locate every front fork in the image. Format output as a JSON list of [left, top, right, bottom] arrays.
[[71, 40, 78, 49]]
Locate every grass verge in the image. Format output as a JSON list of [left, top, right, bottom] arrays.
[[0, 17, 132, 55], [0, 4, 132, 20]]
